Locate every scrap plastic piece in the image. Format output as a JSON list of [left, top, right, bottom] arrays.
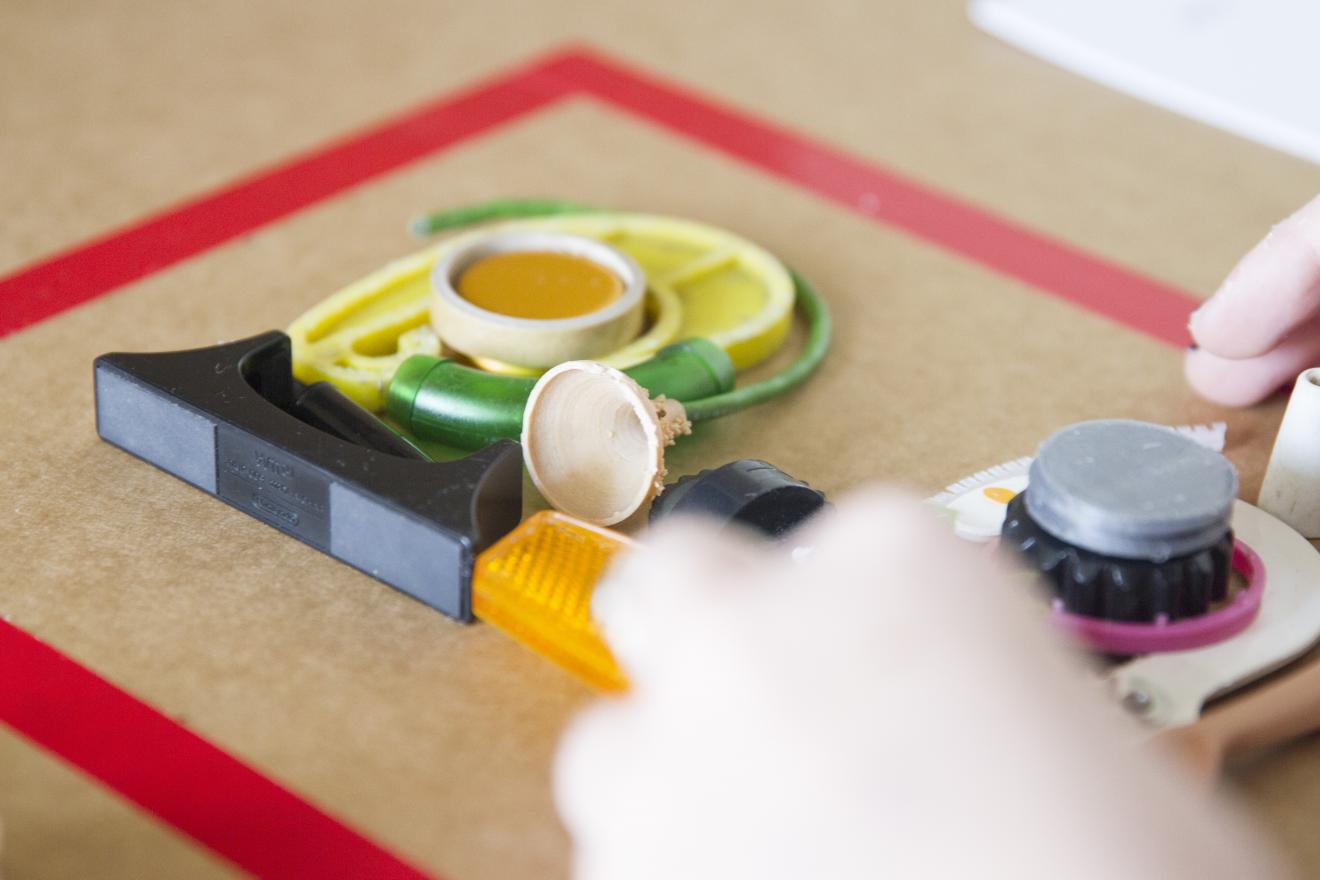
[[1258, 369, 1320, 538], [94, 331, 522, 622], [473, 511, 635, 692], [1000, 420, 1239, 631], [648, 459, 828, 538], [287, 209, 796, 404], [289, 380, 427, 459], [388, 339, 731, 450], [1016, 420, 1237, 562], [926, 457, 1033, 541], [927, 424, 1227, 542], [287, 244, 445, 411], [1113, 500, 1320, 728], [1173, 421, 1227, 453], [929, 428, 1320, 726], [457, 211, 797, 373], [1157, 642, 1320, 780], [1040, 531, 1264, 655], [1001, 493, 1236, 623]]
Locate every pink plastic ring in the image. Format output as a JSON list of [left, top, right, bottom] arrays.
[[1052, 539, 1265, 654]]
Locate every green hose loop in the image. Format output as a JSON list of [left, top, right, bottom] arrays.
[[683, 269, 830, 422], [410, 199, 601, 237]]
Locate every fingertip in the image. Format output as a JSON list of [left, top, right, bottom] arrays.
[[1184, 347, 1287, 408], [615, 516, 766, 606], [1192, 197, 1320, 359], [795, 486, 983, 594], [1187, 292, 1278, 360], [800, 487, 930, 543], [591, 518, 767, 673], [553, 700, 636, 832]]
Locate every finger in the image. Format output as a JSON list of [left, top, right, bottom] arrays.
[[1189, 194, 1320, 359], [795, 487, 1008, 621], [1184, 311, 1320, 406], [792, 487, 928, 571], [553, 700, 640, 835], [592, 519, 767, 678]]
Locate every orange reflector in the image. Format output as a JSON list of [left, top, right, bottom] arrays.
[[473, 511, 634, 692]]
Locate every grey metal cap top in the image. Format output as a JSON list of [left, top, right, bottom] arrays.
[[1024, 420, 1238, 562]]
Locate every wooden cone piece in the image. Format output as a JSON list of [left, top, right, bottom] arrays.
[[522, 361, 691, 526], [1259, 369, 1320, 538]]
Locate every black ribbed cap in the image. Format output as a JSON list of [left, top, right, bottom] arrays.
[[649, 459, 827, 538]]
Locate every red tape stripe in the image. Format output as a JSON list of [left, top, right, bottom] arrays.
[[0, 54, 570, 337], [0, 43, 1200, 876], [0, 47, 1197, 345], [0, 619, 432, 879], [557, 49, 1196, 347]]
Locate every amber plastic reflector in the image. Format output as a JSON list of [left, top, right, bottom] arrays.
[[473, 510, 634, 691]]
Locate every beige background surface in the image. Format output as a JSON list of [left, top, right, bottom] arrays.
[[4, 1, 1320, 877]]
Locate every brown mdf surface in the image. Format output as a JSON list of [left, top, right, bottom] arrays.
[[4, 1, 1320, 878], [0, 729, 239, 879]]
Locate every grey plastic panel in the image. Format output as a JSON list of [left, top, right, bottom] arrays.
[[331, 483, 467, 620], [92, 332, 522, 623], [95, 365, 217, 493], [216, 424, 332, 550]]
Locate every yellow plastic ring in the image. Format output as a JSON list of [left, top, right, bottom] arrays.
[[288, 212, 794, 407]]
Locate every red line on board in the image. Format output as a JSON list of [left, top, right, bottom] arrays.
[[0, 47, 1197, 345], [549, 49, 1198, 347], [0, 42, 1202, 876], [0, 619, 433, 879], [0, 53, 571, 337]]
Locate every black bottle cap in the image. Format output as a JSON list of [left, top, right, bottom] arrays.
[[648, 459, 827, 539], [996, 420, 1239, 624], [1000, 493, 1233, 623]]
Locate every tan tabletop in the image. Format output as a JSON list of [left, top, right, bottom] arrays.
[[4, 1, 1320, 877]]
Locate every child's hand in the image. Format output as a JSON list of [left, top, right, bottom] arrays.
[[554, 491, 1287, 879], [1187, 195, 1320, 406]]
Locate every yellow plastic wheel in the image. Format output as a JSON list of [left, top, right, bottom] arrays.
[[288, 245, 445, 412]]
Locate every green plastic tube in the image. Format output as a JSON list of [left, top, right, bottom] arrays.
[[409, 199, 601, 237], [388, 339, 735, 450]]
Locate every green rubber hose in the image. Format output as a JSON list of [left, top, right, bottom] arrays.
[[682, 269, 831, 422], [410, 199, 601, 237]]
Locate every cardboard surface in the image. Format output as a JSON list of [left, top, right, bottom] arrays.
[[4, 1, 1320, 877]]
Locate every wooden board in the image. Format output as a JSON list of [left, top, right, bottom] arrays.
[[4, 1, 1320, 877]]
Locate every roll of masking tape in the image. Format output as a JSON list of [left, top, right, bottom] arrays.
[[430, 231, 646, 368]]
